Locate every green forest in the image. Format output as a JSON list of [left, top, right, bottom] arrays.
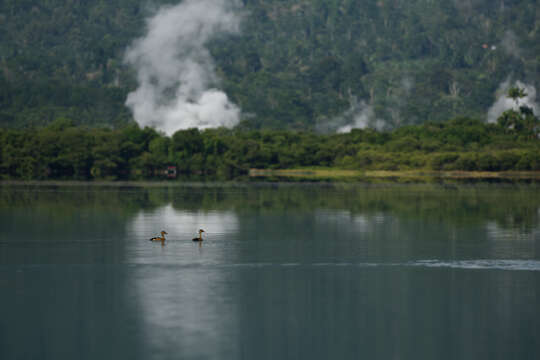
[[1, 0, 539, 181], [1, 0, 539, 129], [1, 101, 538, 180]]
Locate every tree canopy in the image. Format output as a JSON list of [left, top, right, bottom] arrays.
[[1, 110, 538, 181], [1, 0, 539, 130]]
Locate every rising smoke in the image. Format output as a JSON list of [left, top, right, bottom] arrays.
[[487, 79, 539, 123], [315, 97, 381, 134], [124, 0, 242, 135], [335, 99, 386, 133]]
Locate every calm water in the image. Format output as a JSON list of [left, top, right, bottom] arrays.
[[1, 183, 539, 360]]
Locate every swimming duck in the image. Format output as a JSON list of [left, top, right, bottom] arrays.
[[149, 231, 167, 242], [192, 229, 205, 242]]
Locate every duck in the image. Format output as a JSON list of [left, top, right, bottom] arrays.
[[149, 231, 167, 242], [192, 229, 205, 242]]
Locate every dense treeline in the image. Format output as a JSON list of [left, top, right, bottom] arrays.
[[1, 0, 539, 129], [1, 107, 538, 180]]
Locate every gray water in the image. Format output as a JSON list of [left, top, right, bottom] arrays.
[[1, 183, 539, 360]]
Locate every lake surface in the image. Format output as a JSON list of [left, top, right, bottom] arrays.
[[1, 183, 539, 360]]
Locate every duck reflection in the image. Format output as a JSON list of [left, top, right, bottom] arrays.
[[125, 204, 240, 358]]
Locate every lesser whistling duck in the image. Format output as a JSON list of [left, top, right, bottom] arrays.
[[149, 231, 168, 242], [192, 229, 205, 242]]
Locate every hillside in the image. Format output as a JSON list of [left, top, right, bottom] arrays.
[[1, 0, 539, 130]]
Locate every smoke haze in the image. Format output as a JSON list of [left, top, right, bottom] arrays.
[[313, 98, 386, 134], [336, 100, 383, 133], [124, 0, 242, 135], [501, 30, 521, 58], [487, 79, 539, 123]]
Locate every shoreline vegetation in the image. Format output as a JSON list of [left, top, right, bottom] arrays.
[[1, 96, 538, 182], [1, 117, 539, 182], [1, 168, 540, 188], [249, 168, 540, 181]]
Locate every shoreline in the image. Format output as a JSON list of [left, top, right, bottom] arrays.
[[248, 168, 540, 180], [0, 169, 539, 187]]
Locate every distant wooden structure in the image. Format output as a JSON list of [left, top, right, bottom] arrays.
[[155, 165, 177, 178], [166, 165, 177, 179]]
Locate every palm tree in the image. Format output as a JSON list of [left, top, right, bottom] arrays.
[[507, 87, 527, 106]]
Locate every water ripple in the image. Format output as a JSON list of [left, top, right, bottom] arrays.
[[216, 259, 540, 271], [3, 259, 540, 271], [408, 259, 540, 271]]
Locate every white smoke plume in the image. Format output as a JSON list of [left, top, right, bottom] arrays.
[[337, 101, 375, 133], [330, 98, 386, 133], [124, 0, 242, 135], [324, 76, 413, 133], [487, 79, 539, 123]]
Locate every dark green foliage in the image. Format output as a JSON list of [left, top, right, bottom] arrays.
[[507, 86, 528, 105], [1, 115, 538, 180], [498, 105, 540, 139], [1, 0, 539, 129]]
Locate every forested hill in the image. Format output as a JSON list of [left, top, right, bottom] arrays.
[[1, 0, 539, 130]]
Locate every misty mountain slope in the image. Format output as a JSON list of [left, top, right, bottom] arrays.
[[0, 0, 538, 130]]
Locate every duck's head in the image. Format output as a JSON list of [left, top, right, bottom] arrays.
[[199, 229, 205, 234], [161, 231, 168, 235]]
